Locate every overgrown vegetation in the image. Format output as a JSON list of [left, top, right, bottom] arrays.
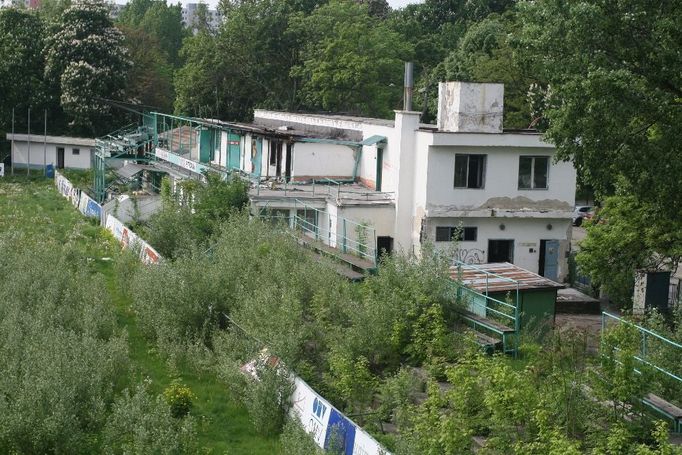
[[124, 186, 682, 453], [0, 177, 280, 453]]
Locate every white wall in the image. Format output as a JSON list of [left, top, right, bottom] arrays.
[[425, 145, 576, 213], [12, 142, 93, 169], [337, 205, 395, 239], [429, 216, 571, 281], [292, 143, 355, 180], [102, 194, 163, 224]]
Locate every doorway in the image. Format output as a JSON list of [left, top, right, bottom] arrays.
[[539, 239, 560, 281], [375, 146, 383, 191], [285, 143, 292, 181], [57, 147, 65, 169], [377, 236, 393, 257], [488, 239, 514, 263]]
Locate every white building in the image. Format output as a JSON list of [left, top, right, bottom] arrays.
[[182, 2, 222, 31], [148, 81, 576, 281], [6, 133, 95, 170]]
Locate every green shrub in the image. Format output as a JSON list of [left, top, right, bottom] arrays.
[[243, 365, 294, 436], [103, 383, 197, 454], [163, 381, 195, 418], [279, 419, 324, 455]]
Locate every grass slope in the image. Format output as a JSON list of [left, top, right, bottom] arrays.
[[0, 176, 280, 453]]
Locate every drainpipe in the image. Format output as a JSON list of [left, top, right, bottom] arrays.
[[352, 145, 362, 182], [404, 62, 414, 111]]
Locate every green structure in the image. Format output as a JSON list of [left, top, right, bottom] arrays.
[[452, 261, 562, 355]]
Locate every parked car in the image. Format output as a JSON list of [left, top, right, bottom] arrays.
[[572, 206, 594, 226]]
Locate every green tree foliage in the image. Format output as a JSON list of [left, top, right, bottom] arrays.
[[0, 239, 128, 452], [120, 25, 175, 111], [0, 10, 53, 142], [279, 419, 324, 455], [290, 0, 412, 117], [576, 196, 681, 308], [44, 0, 131, 133], [118, 0, 186, 67], [175, 0, 312, 120], [243, 365, 294, 436], [102, 383, 197, 454], [517, 0, 682, 291], [440, 12, 535, 128], [388, 0, 516, 119], [142, 175, 248, 258]]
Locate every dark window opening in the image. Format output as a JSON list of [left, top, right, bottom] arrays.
[[518, 156, 549, 189], [436, 226, 478, 242], [454, 154, 486, 188], [72, 148, 80, 155]]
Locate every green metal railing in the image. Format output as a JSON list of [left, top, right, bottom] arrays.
[[601, 312, 682, 432], [452, 261, 522, 356], [257, 199, 377, 267]]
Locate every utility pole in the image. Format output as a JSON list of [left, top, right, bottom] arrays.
[[11, 108, 14, 176], [27, 108, 31, 177], [43, 109, 47, 175]]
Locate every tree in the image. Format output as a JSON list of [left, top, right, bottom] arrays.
[[120, 25, 175, 111], [0, 10, 52, 139], [44, 0, 131, 133], [176, 0, 314, 120], [517, 0, 682, 304], [137, 1, 186, 67], [290, 0, 412, 117], [440, 12, 536, 128], [517, 0, 682, 201]]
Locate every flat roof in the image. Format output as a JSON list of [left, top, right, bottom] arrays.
[[6, 133, 95, 147], [451, 262, 564, 293]]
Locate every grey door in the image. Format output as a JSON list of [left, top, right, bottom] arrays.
[[541, 239, 560, 281]]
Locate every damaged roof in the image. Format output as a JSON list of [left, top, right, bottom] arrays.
[[450, 262, 564, 293]]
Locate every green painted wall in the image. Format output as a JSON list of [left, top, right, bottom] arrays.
[[199, 128, 212, 163], [228, 133, 241, 169], [489, 289, 556, 336]]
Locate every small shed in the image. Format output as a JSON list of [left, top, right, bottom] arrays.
[[451, 262, 564, 332]]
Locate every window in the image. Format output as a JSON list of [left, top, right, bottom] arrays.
[[72, 148, 80, 155], [454, 154, 486, 188], [518, 156, 549, 189], [435, 226, 477, 242]]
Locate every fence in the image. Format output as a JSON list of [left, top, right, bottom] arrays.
[[54, 170, 161, 265], [242, 350, 389, 455], [258, 199, 377, 266], [601, 312, 682, 431]]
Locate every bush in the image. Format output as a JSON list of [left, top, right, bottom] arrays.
[[0, 239, 128, 452], [103, 383, 197, 454], [279, 419, 324, 455], [243, 365, 294, 436], [163, 381, 195, 418]]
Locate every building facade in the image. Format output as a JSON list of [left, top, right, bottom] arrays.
[[6, 134, 95, 170], [125, 81, 575, 281]]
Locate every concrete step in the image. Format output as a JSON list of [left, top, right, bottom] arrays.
[[297, 234, 376, 272]]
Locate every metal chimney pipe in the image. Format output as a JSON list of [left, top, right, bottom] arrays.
[[403, 62, 414, 111]]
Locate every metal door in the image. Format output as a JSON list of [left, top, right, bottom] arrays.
[[542, 239, 560, 281], [57, 147, 65, 169], [228, 133, 241, 170]]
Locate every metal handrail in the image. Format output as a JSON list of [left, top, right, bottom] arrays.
[[601, 312, 682, 384]]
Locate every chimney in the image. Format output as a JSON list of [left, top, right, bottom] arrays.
[[403, 62, 414, 111], [437, 82, 504, 133]]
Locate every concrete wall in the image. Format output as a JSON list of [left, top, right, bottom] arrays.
[[437, 82, 504, 133], [425, 145, 576, 214], [12, 142, 93, 169], [102, 194, 162, 225], [292, 143, 355, 180], [428, 216, 572, 281]]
